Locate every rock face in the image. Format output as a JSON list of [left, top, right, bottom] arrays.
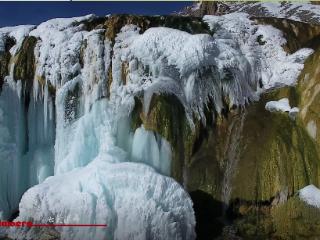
[[0, 37, 15, 90], [1, 9, 320, 240]]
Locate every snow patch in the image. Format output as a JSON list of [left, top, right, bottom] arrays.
[[204, 13, 313, 90], [265, 98, 299, 119], [299, 185, 320, 208], [307, 120, 317, 139], [229, 2, 320, 24], [265, 98, 291, 112]]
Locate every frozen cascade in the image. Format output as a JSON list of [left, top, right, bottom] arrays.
[[10, 99, 196, 240], [0, 26, 55, 220], [1, 15, 195, 240], [0, 12, 314, 239], [0, 80, 26, 220], [0, 79, 55, 220], [0, 80, 55, 220], [131, 126, 172, 176]]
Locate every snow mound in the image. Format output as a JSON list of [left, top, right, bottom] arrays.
[[10, 147, 195, 240], [265, 98, 291, 112], [265, 98, 299, 119], [299, 185, 320, 208]]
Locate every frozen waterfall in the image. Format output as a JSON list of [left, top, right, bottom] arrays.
[[0, 12, 314, 240]]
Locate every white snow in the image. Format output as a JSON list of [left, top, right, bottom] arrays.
[[265, 98, 291, 112], [307, 120, 317, 139], [11, 161, 195, 240], [229, 2, 320, 24], [265, 98, 300, 119], [30, 14, 98, 90], [299, 185, 320, 208], [204, 13, 313, 90]]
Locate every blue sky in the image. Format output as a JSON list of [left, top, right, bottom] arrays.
[[0, 2, 191, 27]]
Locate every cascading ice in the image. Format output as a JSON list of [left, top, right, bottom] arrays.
[[0, 12, 315, 240]]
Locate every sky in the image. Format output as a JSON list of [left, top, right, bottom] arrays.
[[0, 2, 191, 27]]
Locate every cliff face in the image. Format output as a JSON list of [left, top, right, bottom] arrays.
[[0, 11, 320, 240]]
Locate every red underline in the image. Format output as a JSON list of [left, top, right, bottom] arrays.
[[31, 224, 107, 227]]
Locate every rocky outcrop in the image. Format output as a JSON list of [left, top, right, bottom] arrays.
[[297, 45, 320, 147], [0, 36, 15, 90]]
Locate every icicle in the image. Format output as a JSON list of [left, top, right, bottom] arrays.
[[43, 81, 48, 138]]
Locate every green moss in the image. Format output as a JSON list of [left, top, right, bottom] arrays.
[[233, 196, 320, 239], [130, 93, 208, 182], [140, 94, 193, 181], [235, 204, 274, 239], [272, 197, 320, 240], [230, 91, 320, 202], [296, 45, 320, 147]]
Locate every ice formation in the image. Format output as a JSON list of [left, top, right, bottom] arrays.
[[0, 12, 314, 240], [11, 153, 195, 240], [299, 185, 320, 208], [0, 25, 55, 220]]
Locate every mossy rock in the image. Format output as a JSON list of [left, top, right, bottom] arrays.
[[13, 36, 37, 94], [297, 45, 320, 147], [131, 93, 209, 182], [12, 36, 56, 105], [234, 197, 320, 239], [0, 36, 15, 91], [184, 85, 320, 202], [271, 197, 320, 239], [231, 90, 319, 201], [104, 14, 212, 43]]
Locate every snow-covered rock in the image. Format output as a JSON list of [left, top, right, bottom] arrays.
[[229, 2, 320, 25], [204, 13, 313, 90], [10, 161, 195, 240], [299, 185, 320, 208], [265, 98, 291, 112], [265, 98, 300, 119]]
